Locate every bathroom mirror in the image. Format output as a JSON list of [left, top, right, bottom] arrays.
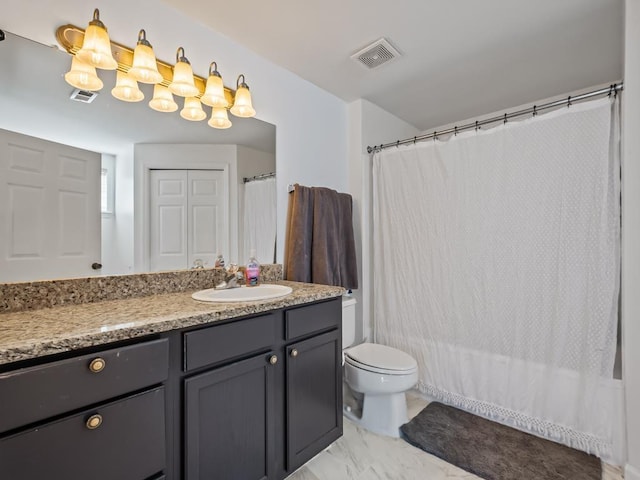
[[0, 31, 276, 283]]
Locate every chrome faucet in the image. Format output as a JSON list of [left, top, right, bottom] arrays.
[[215, 264, 244, 289]]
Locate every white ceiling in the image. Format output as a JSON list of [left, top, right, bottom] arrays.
[[163, 0, 624, 131]]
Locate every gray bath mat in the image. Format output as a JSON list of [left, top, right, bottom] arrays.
[[400, 402, 601, 480]]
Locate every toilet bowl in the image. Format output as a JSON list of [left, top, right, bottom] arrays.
[[341, 296, 418, 437]]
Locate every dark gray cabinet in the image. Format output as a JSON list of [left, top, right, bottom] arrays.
[[0, 296, 342, 480], [0, 381, 167, 480], [181, 297, 342, 479], [286, 329, 342, 471], [185, 353, 277, 480]]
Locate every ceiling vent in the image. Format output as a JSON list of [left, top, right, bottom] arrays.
[[351, 38, 400, 69], [69, 88, 98, 103]]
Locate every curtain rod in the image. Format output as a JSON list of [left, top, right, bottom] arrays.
[[243, 172, 275, 183], [367, 83, 624, 154]]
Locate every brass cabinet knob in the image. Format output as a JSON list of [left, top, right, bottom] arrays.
[[290, 349, 298, 358], [86, 414, 103, 430], [269, 355, 278, 365], [89, 357, 106, 373]]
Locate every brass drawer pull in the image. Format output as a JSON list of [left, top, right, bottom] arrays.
[[89, 357, 106, 373], [269, 355, 278, 365], [290, 349, 298, 358], [86, 414, 103, 430]]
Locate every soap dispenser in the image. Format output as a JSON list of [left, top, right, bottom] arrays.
[[245, 249, 260, 287]]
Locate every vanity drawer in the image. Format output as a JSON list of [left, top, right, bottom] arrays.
[[0, 338, 169, 434], [0, 387, 166, 480], [285, 297, 341, 340], [184, 312, 280, 371]]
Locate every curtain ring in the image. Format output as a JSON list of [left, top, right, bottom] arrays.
[[608, 84, 614, 97], [533, 105, 537, 117], [567, 95, 572, 107], [475, 120, 479, 132], [413, 136, 417, 144], [454, 126, 458, 136], [433, 131, 437, 142], [396, 140, 400, 148], [503, 113, 507, 125]]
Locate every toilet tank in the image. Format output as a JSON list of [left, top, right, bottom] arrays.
[[342, 296, 357, 348]]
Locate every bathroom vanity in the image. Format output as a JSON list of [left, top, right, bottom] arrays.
[[0, 273, 343, 480]]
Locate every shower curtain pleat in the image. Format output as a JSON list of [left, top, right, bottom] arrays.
[[243, 177, 277, 263], [373, 97, 623, 463]]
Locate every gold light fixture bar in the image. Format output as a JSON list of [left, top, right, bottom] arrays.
[[56, 24, 235, 106]]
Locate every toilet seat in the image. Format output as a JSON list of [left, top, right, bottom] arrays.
[[344, 343, 418, 376]]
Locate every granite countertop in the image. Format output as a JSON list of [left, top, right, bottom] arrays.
[[0, 281, 344, 366]]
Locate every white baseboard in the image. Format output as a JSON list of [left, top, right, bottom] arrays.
[[626, 463, 640, 480]]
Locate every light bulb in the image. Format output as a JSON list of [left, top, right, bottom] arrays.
[[208, 107, 232, 129], [149, 85, 178, 112], [111, 71, 144, 102], [76, 9, 117, 70], [180, 97, 206, 121], [64, 56, 103, 91], [129, 30, 163, 84]]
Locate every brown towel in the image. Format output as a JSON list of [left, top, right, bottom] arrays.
[[285, 185, 358, 289]]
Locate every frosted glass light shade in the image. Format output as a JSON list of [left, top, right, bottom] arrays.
[[111, 71, 144, 102], [76, 9, 117, 70], [129, 31, 162, 84], [170, 61, 199, 97], [230, 84, 256, 118], [64, 56, 104, 91], [208, 107, 232, 129], [201, 67, 228, 108], [180, 97, 206, 121], [149, 85, 178, 112]]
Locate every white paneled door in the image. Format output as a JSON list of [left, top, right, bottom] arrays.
[[149, 169, 226, 272], [0, 129, 101, 282]]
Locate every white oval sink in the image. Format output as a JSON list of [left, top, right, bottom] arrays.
[[192, 284, 293, 303]]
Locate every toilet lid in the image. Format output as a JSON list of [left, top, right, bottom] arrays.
[[344, 343, 417, 373]]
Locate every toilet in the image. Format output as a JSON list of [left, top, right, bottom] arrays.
[[341, 296, 418, 437]]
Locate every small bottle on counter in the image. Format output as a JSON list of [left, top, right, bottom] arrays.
[[214, 252, 225, 268], [245, 249, 260, 287]]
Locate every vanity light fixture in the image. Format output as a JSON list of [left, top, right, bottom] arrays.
[[57, 11, 257, 128], [169, 48, 199, 98], [208, 107, 232, 129], [64, 56, 104, 91], [180, 97, 207, 121], [201, 62, 228, 108], [128, 29, 163, 84], [229, 74, 256, 118], [75, 9, 117, 70], [149, 84, 178, 112], [111, 71, 144, 102]]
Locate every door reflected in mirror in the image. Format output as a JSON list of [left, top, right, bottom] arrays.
[[0, 31, 276, 283]]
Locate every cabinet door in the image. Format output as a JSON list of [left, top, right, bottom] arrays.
[[184, 353, 277, 480], [286, 329, 342, 471]]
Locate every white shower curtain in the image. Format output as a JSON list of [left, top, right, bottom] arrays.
[[373, 97, 623, 462], [243, 176, 277, 263]]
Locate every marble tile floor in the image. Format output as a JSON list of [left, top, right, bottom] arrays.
[[287, 391, 625, 480]]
